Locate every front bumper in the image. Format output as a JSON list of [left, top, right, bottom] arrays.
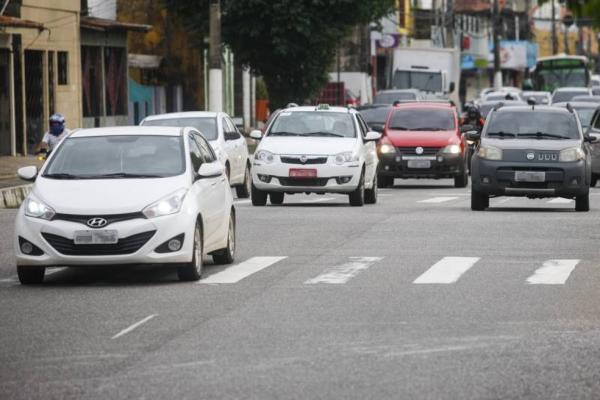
[[14, 209, 196, 267], [252, 161, 362, 193], [378, 152, 465, 179], [472, 158, 589, 197]]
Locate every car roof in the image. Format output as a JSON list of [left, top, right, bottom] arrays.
[[281, 105, 356, 113], [143, 111, 220, 121], [479, 100, 526, 106], [522, 91, 550, 95], [494, 105, 573, 114], [376, 89, 420, 94], [553, 87, 590, 93], [553, 101, 600, 109], [70, 126, 184, 138], [392, 101, 454, 109], [356, 104, 391, 110]]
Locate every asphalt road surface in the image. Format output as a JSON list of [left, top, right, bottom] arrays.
[[2, 180, 600, 399]]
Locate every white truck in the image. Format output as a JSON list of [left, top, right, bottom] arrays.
[[390, 46, 461, 106]]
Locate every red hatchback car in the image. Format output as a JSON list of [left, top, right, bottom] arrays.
[[377, 102, 468, 188]]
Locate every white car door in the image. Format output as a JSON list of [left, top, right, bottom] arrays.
[[188, 133, 223, 249], [356, 115, 378, 185]]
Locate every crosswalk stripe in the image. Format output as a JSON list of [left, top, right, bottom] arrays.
[[413, 257, 480, 284], [526, 259, 580, 285], [547, 198, 573, 204], [305, 257, 383, 284], [199, 256, 287, 284], [418, 197, 459, 204]]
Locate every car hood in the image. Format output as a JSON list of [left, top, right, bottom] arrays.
[[384, 130, 459, 147], [32, 175, 189, 215], [482, 138, 582, 150], [259, 137, 356, 155]]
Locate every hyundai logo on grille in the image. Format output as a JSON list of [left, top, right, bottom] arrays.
[[415, 147, 424, 155], [299, 155, 308, 164], [87, 217, 108, 228], [526, 152, 535, 160]]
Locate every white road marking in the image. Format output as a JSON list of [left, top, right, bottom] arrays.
[[302, 197, 334, 203], [305, 257, 383, 284], [200, 256, 287, 284], [526, 259, 580, 285], [547, 198, 573, 204], [111, 314, 157, 339], [418, 197, 459, 204], [413, 257, 480, 284]]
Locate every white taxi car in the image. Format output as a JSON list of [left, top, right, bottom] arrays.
[[249, 105, 381, 206], [141, 112, 252, 198], [14, 126, 235, 284]]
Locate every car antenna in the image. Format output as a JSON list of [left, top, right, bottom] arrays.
[[493, 102, 504, 111], [527, 97, 536, 110], [566, 102, 575, 114]]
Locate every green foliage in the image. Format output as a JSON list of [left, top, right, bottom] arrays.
[[164, 0, 394, 108]]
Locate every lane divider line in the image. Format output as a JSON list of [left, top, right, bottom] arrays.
[[526, 259, 580, 285], [413, 257, 480, 284], [418, 197, 459, 204], [305, 257, 383, 284], [112, 314, 157, 339], [199, 256, 287, 284]]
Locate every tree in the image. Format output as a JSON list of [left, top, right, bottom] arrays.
[[164, 0, 394, 108]]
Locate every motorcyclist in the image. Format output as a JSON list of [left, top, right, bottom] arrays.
[[461, 103, 485, 131], [37, 113, 70, 155]]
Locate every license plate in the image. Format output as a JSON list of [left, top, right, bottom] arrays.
[[289, 168, 317, 178], [407, 160, 431, 169], [74, 230, 118, 245], [515, 171, 546, 182]]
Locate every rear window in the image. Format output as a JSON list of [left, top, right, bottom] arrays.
[[552, 91, 588, 104], [142, 117, 218, 140], [358, 107, 391, 124], [388, 108, 455, 131], [374, 92, 417, 104], [485, 111, 580, 139]]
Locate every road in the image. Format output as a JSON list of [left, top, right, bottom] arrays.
[[1, 180, 600, 399]]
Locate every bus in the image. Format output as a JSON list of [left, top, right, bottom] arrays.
[[532, 55, 590, 92]]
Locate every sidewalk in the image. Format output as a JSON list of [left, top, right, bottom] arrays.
[[0, 156, 41, 208]]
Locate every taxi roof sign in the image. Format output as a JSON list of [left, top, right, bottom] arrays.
[[316, 104, 330, 110]]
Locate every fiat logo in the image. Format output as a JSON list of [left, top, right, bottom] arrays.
[[299, 155, 308, 164], [87, 217, 108, 228], [415, 147, 424, 155], [526, 152, 535, 160]]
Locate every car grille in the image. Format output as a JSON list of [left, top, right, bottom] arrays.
[[52, 212, 146, 227], [278, 177, 329, 187], [42, 230, 156, 256], [280, 156, 328, 165], [397, 147, 441, 155]]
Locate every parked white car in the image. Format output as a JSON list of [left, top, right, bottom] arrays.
[[141, 112, 251, 198], [14, 126, 235, 284], [250, 105, 381, 206]]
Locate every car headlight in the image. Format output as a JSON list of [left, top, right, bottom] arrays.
[[478, 146, 503, 161], [334, 151, 358, 165], [379, 144, 396, 154], [559, 147, 585, 162], [143, 188, 188, 219], [24, 196, 55, 220], [255, 150, 275, 163], [442, 144, 461, 154]]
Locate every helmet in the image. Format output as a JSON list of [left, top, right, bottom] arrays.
[[49, 113, 65, 136], [466, 104, 481, 120]]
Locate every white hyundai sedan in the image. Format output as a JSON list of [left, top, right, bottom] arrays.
[[249, 105, 381, 206], [14, 126, 235, 284], [141, 112, 251, 198]]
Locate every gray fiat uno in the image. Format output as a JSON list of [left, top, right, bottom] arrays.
[[469, 103, 594, 211]]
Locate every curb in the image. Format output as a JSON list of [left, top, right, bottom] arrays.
[[0, 184, 32, 209]]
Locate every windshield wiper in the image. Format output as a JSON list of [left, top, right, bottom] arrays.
[[42, 173, 81, 179], [84, 173, 166, 179], [389, 126, 410, 130], [306, 131, 346, 137], [518, 132, 571, 140], [268, 131, 303, 136], [487, 131, 516, 138]]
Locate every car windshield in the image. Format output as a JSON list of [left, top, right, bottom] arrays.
[[485, 111, 580, 139], [373, 92, 417, 104], [574, 108, 596, 128], [552, 91, 588, 103], [268, 111, 356, 138], [43, 135, 185, 179], [142, 117, 218, 140], [357, 107, 391, 124], [388, 108, 455, 131]]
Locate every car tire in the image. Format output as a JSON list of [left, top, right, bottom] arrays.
[[270, 192, 284, 205], [235, 164, 252, 199], [471, 190, 488, 211], [591, 175, 598, 187], [213, 211, 236, 265], [454, 164, 469, 188], [251, 183, 268, 206], [575, 194, 590, 212], [364, 174, 378, 204], [378, 175, 393, 188], [177, 222, 203, 281], [17, 266, 45, 285], [349, 172, 365, 207]]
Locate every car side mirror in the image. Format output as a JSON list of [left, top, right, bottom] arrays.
[[18, 166, 38, 182], [585, 134, 598, 143], [466, 131, 481, 141], [370, 124, 384, 133], [460, 124, 474, 134], [224, 131, 240, 141], [364, 131, 382, 141], [197, 162, 223, 179], [249, 130, 263, 140]]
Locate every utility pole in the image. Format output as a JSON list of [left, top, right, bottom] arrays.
[[208, 0, 223, 112], [551, 0, 558, 54], [492, 0, 502, 89]]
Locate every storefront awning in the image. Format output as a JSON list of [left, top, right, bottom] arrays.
[[81, 16, 151, 32], [0, 15, 44, 30]]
